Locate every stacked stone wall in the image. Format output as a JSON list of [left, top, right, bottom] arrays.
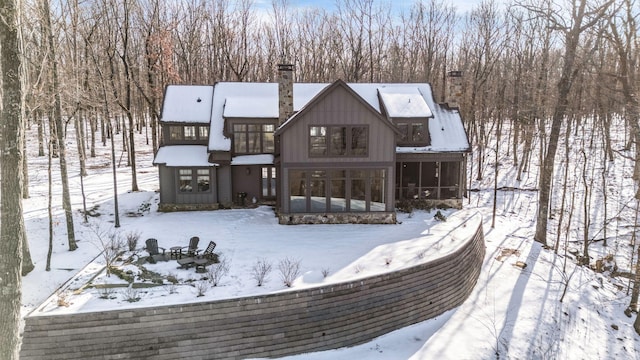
[[21, 217, 484, 360]]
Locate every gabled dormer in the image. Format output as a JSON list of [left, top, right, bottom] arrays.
[[159, 85, 214, 146], [221, 96, 278, 156], [377, 87, 433, 147]]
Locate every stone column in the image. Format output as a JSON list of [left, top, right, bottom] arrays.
[[445, 70, 463, 109], [278, 64, 294, 125]]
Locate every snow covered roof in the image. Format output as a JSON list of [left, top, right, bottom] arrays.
[[231, 154, 274, 165], [153, 145, 217, 167], [209, 83, 327, 151], [160, 82, 469, 153], [161, 85, 214, 124], [377, 87, 432, 118], [224, 97, 278, 118]]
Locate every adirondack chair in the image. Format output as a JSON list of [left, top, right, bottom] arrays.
[[145, 238, 165, 256], [199, 241, 217, 260], [182, 236, 200, 257], [177, 241, 217, 271]]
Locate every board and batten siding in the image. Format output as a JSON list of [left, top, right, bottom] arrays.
[[278, 85, 397, 214], [279, 85, 396, 164], [159, 166, 217, 205]]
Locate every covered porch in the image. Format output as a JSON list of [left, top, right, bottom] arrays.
[[395, 153, 467, 207]]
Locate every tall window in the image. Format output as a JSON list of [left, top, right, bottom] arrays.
[[310, 126, 327, 156], [290, 170, 306, 212], [184, 126, 196, 140], [309, 126, 368, 157], [197, 169, 210, 191], [179, 169, 193, 192], [170, 126, 183, 141], [233, 123, 275, 154], [199, 126, 209, 139], [261, 167, 277, 198], [178, 168, 210, 193]]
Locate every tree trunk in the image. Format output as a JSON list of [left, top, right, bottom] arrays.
[[535, 3, 589, 246], [22, 129, 29, 199], [46, 138, 54, 271], [109, 119, 121, 228], [0, 0, 25, 356], [37, 110, 45, 156], [43, 0, 78, 251], [75, 115, 87, 177]]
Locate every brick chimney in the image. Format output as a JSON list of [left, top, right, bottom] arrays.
[[278, 64, 294, 125], [445, 70, 463, 109]]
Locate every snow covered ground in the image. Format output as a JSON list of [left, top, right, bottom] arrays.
[[20, 119, 640, 359]]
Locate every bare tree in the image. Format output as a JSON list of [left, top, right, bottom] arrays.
[[0, 0, 26, 356], [41, 0, 78, 250], [531, 0, 613, 246]]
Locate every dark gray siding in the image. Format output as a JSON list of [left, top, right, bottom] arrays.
[[158, 165, 177, 204], [280, 86, 396, 164], [158, 166, 217, 205], [231, 165, 262, 204], [217, 165, 233, 206], [279, 85, 397, 214]]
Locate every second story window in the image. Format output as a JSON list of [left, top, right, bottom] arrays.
[[309, 125, 368, 157], [170, 126, 182, 141], [397, 121, 429, 145], [233, 123, 275, 154], [167, 125, 209, 142], [184, 126, 196, 140], [199, 126, 209, 139]]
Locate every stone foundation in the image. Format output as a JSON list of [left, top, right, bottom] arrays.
[[157, 203, 220, 212], [278, 212, 397, 225]]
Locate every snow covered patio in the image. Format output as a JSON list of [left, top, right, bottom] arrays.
[[20, 203, 484, 359]]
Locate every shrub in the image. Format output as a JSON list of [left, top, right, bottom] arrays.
[[97, 286, 117, 300], [122, 285, 140, 302], [251, 258, 272, 286], [278, 257, 301, 287], [125, 231, 141, 251], [90, 225, 125, 277], [195, 281, 209, 297], [208, 255, 230, 287], [321, 268, 330, 278]]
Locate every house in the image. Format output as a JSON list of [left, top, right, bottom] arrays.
[[153, 65, 470, 224]]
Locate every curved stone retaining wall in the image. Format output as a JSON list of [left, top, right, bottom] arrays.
[[20, 216, 484, 360]]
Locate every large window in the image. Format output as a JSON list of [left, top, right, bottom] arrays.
[[289, 169, 386, 213], [233, 123, 275, 154], [178, 168, 211, 193], [309, 126, 368, 157]]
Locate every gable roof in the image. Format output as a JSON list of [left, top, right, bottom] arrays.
[[161, 85, 214, 124], [275, 79, 399, 135], [377, 87, 433, 118], [208, 83, 326, 152]]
